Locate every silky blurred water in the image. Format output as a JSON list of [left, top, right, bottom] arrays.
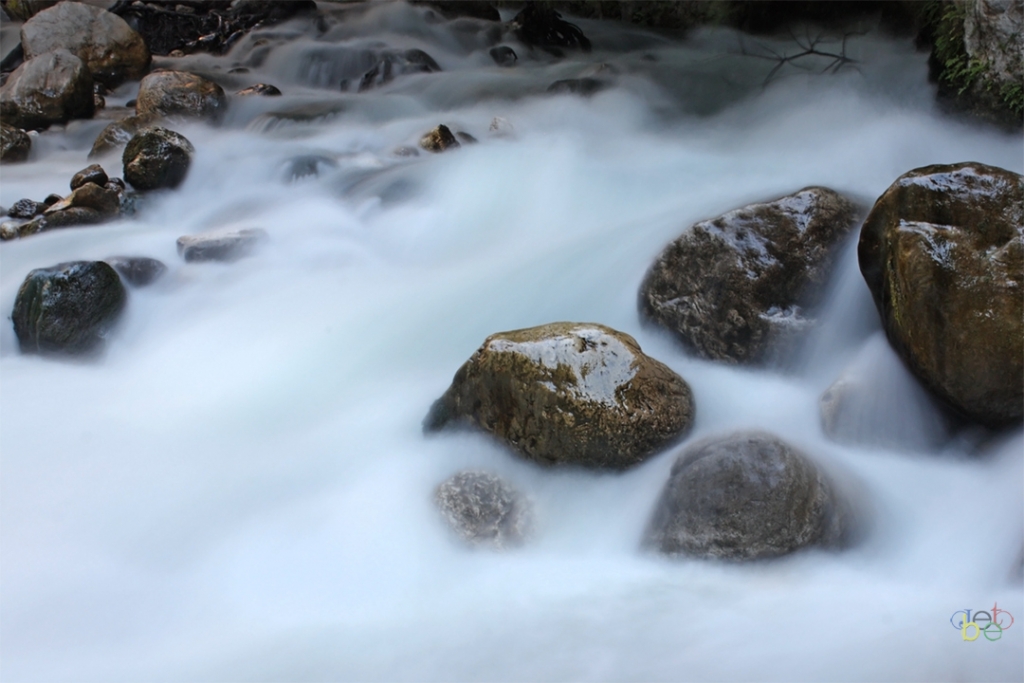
[[1, 3, 1022, 681]]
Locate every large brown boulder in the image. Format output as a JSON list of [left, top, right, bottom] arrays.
[[645, 431, 850, 561], [0, 49, 94, 130], [135, 71, 227, 122], [20, 1, 150, 88], [639, 187, 860, 364], [424, 322, 695, 470], [858, 162, 1023, 427]]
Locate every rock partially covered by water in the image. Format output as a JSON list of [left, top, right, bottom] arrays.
[[358, 49, 441, 92], [12, 260, 127, 355], [0, 122, 31, 162], [434, 470, 531, 548], [489, 46, 517, 67], [0, 49, 94, 130], [136, 71, 227, 121], [90, 114, 158, 158], [547, 77, 605, 96], [419, 124, 460, 153], [646, 432, 849, 560], [424, 322, 694, 470], [235, 83, 281, 97], [105, 256, 167, 287], [21, 1, 150, 87], [858, 162, 1023, 427], [511, 4, 591, 53], [123, 127, 194, 191], [640, 187, 860, 364], [176, 228, 267, 262], [45, 182, 120, 218]]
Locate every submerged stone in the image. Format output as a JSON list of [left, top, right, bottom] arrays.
[[177, 228, 267, 262], [105, 256, 167, 287], [434, 470, 531, 548], [646, 431, 850, 560]]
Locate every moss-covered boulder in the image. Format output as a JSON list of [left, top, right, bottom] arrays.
[[645, 431, 849, 560], [0, 122, 31, 163], [135, 71, 227, 122], [12, 261, 127, 355], [122, 127, 194, 191], [434, 470, 532, 548], [424, 322, 695, 470], [639, 187, 860, 364], [20, 1, 150, 88], [0, 49, 94, 130], [858, 161, 1023, 427]]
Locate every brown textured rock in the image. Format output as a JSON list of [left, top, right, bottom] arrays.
[[20, 1, 150, 87], [89, 114, 159, 158], [46, 183, 120, 217], [70, 164, 109, 191], [235, 83, 282, 96], [645, 431, 849, 560], [0, 122, 31, 163], [419, 124, 460, 153], [135, 71, 227, 121], [434, 471, 531, 548], [424, 322, 694, 470], [0, 49, 94, 130], [858, 161, 1023, 426], [639, 187, 860, 364]]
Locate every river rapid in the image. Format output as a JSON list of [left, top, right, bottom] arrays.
[[1, 3, 1022, 681]]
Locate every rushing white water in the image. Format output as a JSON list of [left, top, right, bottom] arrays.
[[1, 3, 1022, 681]]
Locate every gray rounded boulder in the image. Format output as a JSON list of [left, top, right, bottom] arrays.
[[0, 49, 94, 130], [21, 1, 150, 87], [646, 431, 849, 560], [424, 322, 695, 470], [639, 187, 860, 364], [434, 470, 532, 548], [858, 162, 1023, 427], [12, 261, 127, 355], [122, 127, 194, 191]]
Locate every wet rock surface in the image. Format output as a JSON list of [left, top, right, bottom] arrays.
[[235, 83, 282, 97], [424, 322, 694, 470], [858, 162, 1023, 426], [0, 122, 31, 162], [12, 260, 127, 356], [489, 46, 518, 67], [122, 127, 195, 191], [357, 49, 441, 92], [434, 470, 531, 548], [547, 77, 606, 96], [511, 4, 591, 53], [0, 49, 94, 130], [646, 431, 849, 560], [106, 256, 167, 287], [176, 228, 267, 262], [90, 114, 159, 158], [135, 71, 227, 121], [419, 124, 460, 153], [21, 1, 150, 87], [70, 164, 109, 190], [640, 187, 860, 364]]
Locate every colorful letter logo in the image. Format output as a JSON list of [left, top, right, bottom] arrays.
[[951, 603, 1014, 641]]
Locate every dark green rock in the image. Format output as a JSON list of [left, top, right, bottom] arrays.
[[12, 261, 127, 355], [122, 127, 195, 191]]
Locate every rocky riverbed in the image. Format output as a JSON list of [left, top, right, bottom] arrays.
[[1, 1, 1022, 681]]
